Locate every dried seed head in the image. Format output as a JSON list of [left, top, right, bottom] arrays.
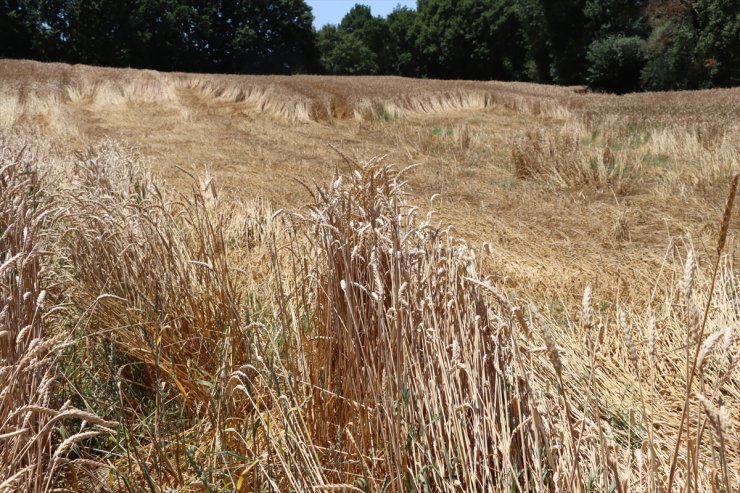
[[597, 322, 606, 345], [718, 400, 732, 435], [681, 250, 695, 301], [697, 329, 724, 370], [370, 247, 384, 299], [696, 392, 716, 421], [688, 299, 702, 344], [717, 174, 739, 255], [514, 307, 531, 338], [533, 306, 563, 378], [647, 315, 657, 364], [470, 277, 515, 319], [36, 289, 46, 308], [722, 326, 734, 353], [619, 310, 639, 371], [451, 338, 460, 362], [582, 286, 593, 331], [696, 392, 728, 438], [52, 431, 103, 461]]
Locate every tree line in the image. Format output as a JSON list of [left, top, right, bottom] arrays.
[[1, 0, 320, 74], [2, 0, 738, 93]]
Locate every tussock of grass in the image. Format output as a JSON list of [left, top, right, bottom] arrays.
[[54, 141, 280, 490], [512, 128, 629, 190], [292, 157, 547, 490], [0, 136, 114, 493], [63, 141, 250, 408]]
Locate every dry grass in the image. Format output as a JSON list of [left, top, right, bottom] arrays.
[[1, 59, 739, 492], [511, 128, 630, 191], [0, 135, 115, 493], [292, 158, 545, 490]]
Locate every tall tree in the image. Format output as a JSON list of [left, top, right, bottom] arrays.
[[538, 0, 590, 84], [583, 0, 649, 92], [34, 0, 132, 66], [641, 0, 705, 90], [318, 23, 380, 75], [386, 6, 424, 77], [206, 0, 319, 74], [695, 0, 740, 86], [127, 0, 195, 71], [0, 0, 47, 59], [0, 0, 66, 60], [318, 4, 397, 75], [586, 35, 647, 93], [416, 0, 530, 80], [515, 0, 552, 82], [5, 0, 319, 74], [339, 4, 391, 73], [4, 0, 739, 89], [584, 0, 649, 37]]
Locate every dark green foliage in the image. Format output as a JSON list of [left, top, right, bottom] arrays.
[[586, 35, 647, 93], [516, 0, 552, 82], [641, 16, 705, 90], [1, 0, 319, 74], [0, 0, 45, 59], [639, 0, 739, 90], [205, 0, 319, 74], [127, 0, 201, 71], [321, 0, 532, 81], [340, 4, 391, 72], [50, 0, 136, 67], [318, 23, 379, 75], [695, 0, 740, 86], [386, 7, 424, 77], [415, 0, 530, 80], [0, 3, 26, 59], [1, 0, 738, 89], [584, 0, 649, 37], [318, 4, 390, 75], [538, 0, 590, 84]]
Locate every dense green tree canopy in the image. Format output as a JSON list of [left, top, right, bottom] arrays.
[[640, 3, 706, 90], [317, 0, 738, 90], [318, 4, 389, 75], [1, 0, 319, 74], [318, 22, 380, 75], [695, 0, 740, 86], [1, 1, 47, 59], [586, 34, 647, 93], [1, 0, 738, 91], [385, 6, 423, 77], [415, 0, 529, 80]]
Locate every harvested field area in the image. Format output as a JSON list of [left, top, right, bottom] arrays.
[[1, 59, 739, 492]]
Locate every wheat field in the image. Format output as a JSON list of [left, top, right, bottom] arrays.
[[1, 58, 739, 492]]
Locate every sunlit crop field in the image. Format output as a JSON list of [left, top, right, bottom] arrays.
[[2, 59, 739, 492]]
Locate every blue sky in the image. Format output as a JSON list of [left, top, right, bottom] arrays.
[[305, 1, 417, 28]]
